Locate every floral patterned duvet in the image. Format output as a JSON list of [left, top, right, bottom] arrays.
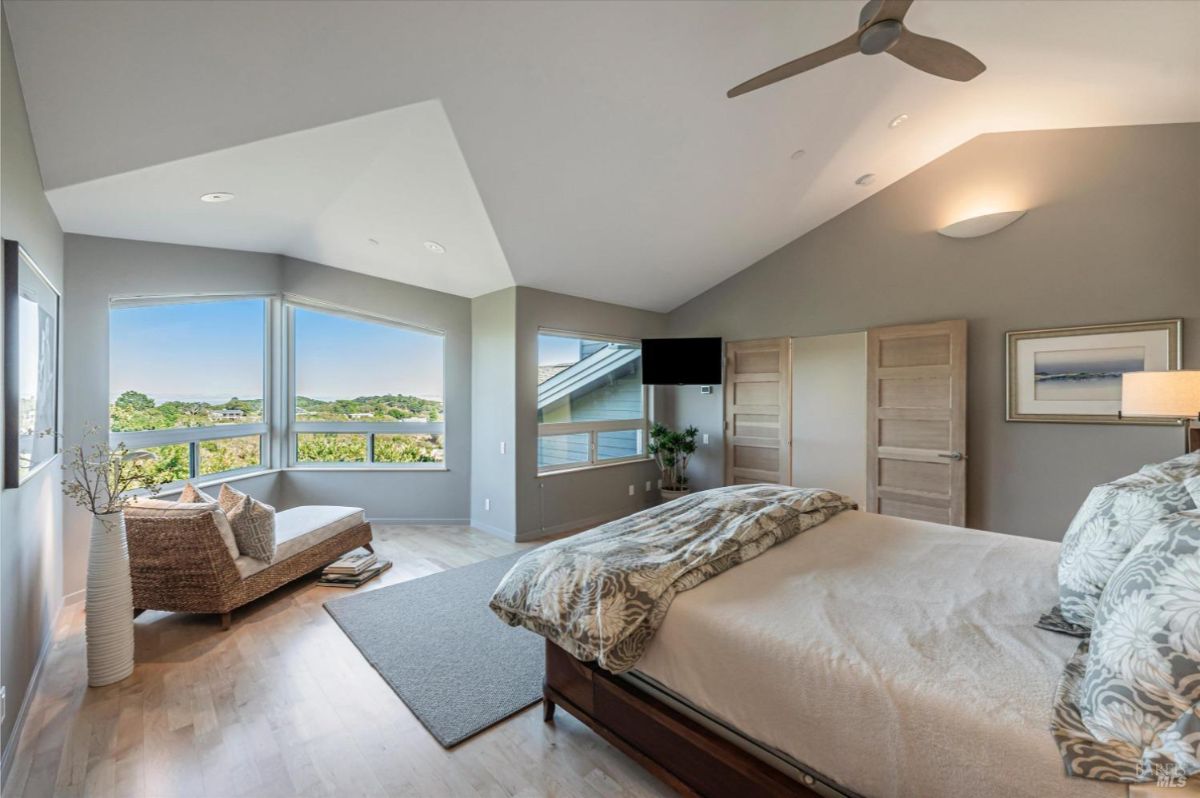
[[489, 483, 856, 673]]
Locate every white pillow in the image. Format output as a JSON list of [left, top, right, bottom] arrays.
[[1139, 452, 1200, 483]]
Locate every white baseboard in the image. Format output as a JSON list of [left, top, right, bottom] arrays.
[[1, 600, 62, 791]]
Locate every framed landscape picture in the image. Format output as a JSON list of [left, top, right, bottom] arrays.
[[1006, 318, 1182, 424], [4, 239, 61, 487]]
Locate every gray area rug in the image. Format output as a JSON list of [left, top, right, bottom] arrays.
[[323, 550, 542, 747]]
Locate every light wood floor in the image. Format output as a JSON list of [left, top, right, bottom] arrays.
[[3, 525, 671, 798]]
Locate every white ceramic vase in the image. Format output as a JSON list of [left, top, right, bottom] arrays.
[[86, 511, 135, 687]]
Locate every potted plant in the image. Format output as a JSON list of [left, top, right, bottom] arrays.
[[649, 422, 699, 501], [62, 425, 166, 687]]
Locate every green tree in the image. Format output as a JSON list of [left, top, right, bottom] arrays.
[[115, 390, 155, 411]]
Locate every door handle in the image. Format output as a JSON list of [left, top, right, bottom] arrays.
[[937, 451, 966, 461]]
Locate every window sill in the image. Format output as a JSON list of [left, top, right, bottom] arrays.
[[154, 467, 280, 497], [286, 465, 450, 473], [537, 457, 653, 479]]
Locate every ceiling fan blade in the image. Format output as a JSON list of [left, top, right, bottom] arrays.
[[863, 0, 915, 27], [887, 29, 985, 81], [727, 34, 859, 98]]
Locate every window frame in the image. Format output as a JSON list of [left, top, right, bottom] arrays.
[[107, 293, 274, 487], [284, 296, 448, 470], [536, 327, 650, 476]]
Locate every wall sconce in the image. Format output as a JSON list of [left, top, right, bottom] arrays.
[[937, 210, 1026, 239]]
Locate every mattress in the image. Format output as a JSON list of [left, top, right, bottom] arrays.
[[631, 510, 1126, 798]]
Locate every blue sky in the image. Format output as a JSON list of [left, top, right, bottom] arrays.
[[111, 299, 444, 403], [538, 334, 582, 366], [110, 300, 265, 403], [294, 308, 442, 400]]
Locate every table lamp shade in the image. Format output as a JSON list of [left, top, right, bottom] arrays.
[[1121, 371, 1200, 417]]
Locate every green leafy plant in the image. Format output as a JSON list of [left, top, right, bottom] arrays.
[[62, 425, 170, 515], [648, 422, 698, 491]]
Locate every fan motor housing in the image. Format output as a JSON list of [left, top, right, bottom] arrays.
[[858, 20, 903, 55]]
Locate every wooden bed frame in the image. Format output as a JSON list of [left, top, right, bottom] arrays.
[[542, 640, 820, 797]]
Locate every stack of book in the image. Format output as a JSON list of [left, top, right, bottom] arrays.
[[318, 551, 392, 588]]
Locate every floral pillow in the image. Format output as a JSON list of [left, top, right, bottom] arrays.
[[1139, 452, 1200, 483], [1052, 510, 1200, 782], [1055, 478, 1195, 630]]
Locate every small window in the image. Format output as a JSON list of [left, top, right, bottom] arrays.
[[537, 331, 647, 474]]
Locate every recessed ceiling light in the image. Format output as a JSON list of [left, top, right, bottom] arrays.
[[367, 238, 379, 246], [424, 241, 446, 254], [855, 173, 876, 186], [888, 113, 909, 129], [790, 149, 807, 160], [199, 192, 235, 203]]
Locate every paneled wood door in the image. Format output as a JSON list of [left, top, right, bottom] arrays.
[[866, 320, 967, 526], [725, 338, 792, 486]]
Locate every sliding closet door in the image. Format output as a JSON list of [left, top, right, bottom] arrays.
[[724, 338, 792, 486], [866, 320, 967, 526]]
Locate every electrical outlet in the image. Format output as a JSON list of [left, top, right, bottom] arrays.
[[645, 481, 651, 492], [484, 498, 491, 511], [499, 441, 506, 455], [702, 433, 709, 445], [628, 485, 635, 496], [657, 479, 662, 488], [1, 686, 6, 725]]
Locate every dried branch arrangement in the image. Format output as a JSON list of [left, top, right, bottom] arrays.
[[62, 425, 167, 515]]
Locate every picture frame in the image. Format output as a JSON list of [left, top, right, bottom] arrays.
[[4, 239, 61, 487], [1006, 318, 1182, 425]]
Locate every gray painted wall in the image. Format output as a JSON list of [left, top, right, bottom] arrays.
[[0, 9, 65, 764], [514, 287, 667, 540], [61, 237, 474, 598], [667, 123, 1200, 541], [469, 288, 518, 537]]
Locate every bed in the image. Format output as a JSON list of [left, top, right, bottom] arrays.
[[533, 508, 1193, 797]]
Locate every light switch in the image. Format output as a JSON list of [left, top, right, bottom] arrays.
[[499, 441, 506, 455], [702, 433, 709, 445], [628, 485, 635, 496], [484, 498, 491, 511]]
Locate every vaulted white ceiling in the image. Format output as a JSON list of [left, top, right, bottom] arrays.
[[6, 0, 1199, 310]]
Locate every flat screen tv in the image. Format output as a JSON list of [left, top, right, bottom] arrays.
[[641, 337, 722, 385]]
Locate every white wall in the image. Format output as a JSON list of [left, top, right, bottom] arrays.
[[0, 9, 65, 767], [791, 332, 867, 506]]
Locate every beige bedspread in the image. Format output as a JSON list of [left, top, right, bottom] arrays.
[[633, 510, 1128, 798]]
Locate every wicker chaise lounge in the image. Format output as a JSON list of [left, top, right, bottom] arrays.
[[125, 500, 373, 629]]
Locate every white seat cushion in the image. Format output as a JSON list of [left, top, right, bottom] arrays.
[[234, 505, 365, 578]]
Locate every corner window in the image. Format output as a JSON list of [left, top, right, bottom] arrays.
[[108, 298, 268, 484], [537, 331, 647, 473], [289, 304, 445, 467]]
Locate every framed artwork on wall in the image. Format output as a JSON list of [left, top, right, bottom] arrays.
[[4, 239, 61, 487], [1006, 318, 1182, 424]]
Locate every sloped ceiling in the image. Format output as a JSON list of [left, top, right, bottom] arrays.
[[5, 0, 1199, 310]]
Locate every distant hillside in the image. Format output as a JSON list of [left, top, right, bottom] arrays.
[[111, 390, 441, 432]]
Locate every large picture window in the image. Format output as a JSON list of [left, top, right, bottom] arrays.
[[289, 304, 445, 467], [537, 330, 647, 473], [109, 298, 268, 484]]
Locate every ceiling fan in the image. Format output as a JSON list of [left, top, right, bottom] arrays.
[[727, 0, 985, 98]]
